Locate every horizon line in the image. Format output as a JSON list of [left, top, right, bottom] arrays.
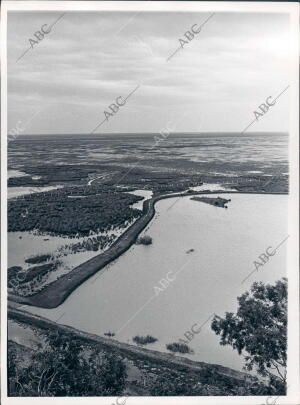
[[11, 131, 289, 137]]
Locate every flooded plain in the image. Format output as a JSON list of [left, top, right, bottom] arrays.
[[24, 193, 287, 372]]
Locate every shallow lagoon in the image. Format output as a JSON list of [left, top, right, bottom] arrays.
[[25, 193, 287, 372]]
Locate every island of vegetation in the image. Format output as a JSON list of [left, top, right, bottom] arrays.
[[133, 335, 158, 346], [104, 331, 115, 338], [136, 235, 153, 245], [191, 196, 231, 208], [166, 343, 194, 354]]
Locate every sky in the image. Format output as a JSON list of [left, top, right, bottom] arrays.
[[7, 11, 291, 135]]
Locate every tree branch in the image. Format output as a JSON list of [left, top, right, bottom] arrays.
[[270, 360, 285, 382], [37, 368, 48, 395], [47, 371, 58, 393]]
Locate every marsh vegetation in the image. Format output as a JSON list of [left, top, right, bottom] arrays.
[[136, 235, 153, 245], [133, 335, 158, 345], [166, 343, 194, 354], [8, 185, 143, 236]]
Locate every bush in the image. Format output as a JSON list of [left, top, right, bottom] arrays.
[[133, 335, 158, 345], [104, 332, 115, 337], [166, 342, 193, 354], [136, 235, 152, 245], [8, 332, 127, 396]]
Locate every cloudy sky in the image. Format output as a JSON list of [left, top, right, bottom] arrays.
[[8, 11, 291, 135]]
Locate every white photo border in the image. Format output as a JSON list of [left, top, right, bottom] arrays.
[[1, 1, 299, 404]]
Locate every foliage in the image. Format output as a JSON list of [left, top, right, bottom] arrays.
[[104, 332, 115, 337], [149, 372, 206, 395], [8, 266, 23, 280], [148, 370, 228, 396], [25, 254, 52, 264], [23, 263, 60, 283], [191, 196, 230, 208], [132, 335, 158, 345], [166, 342, 193, 354], [63, 234, 115, 254], [148, 365, 282, 396], [8, 261, 61, 293], [8, 185, 143, 236], [8, 332, 127, 396], [136, 235, 152, 245], [211, 278, 287, 387]]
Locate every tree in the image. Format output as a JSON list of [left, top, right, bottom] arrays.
[[8, 331, 127, 396], [211, 278, 287, 393]]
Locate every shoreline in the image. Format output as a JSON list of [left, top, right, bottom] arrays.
[[8, 305, 250, 383], [8, 190, 287, 309]]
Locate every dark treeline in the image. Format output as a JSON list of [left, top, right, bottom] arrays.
[[8, 185, 143, 236]]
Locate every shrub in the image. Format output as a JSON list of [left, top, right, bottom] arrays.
[[8, 332, 127, 396], [104, 332, 115, 337], [133, 335, 158, 345], [136, 235, 152, 245], [166, 342, 193, 354]]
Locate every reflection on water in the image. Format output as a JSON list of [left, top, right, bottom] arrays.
[[25, 194, 287, 372], [8, 185, 63, 199]]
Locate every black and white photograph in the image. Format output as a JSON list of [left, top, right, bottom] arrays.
[[1, 1, 299, 404]]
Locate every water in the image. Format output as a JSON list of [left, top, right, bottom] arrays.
[[128, 189, 153, 210], [25, 193, 287, 372], [8, 185, 63, 199], [8, 133, 288, 177]]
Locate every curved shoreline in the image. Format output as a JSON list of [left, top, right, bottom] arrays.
[[8, 190, 287, 309]]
